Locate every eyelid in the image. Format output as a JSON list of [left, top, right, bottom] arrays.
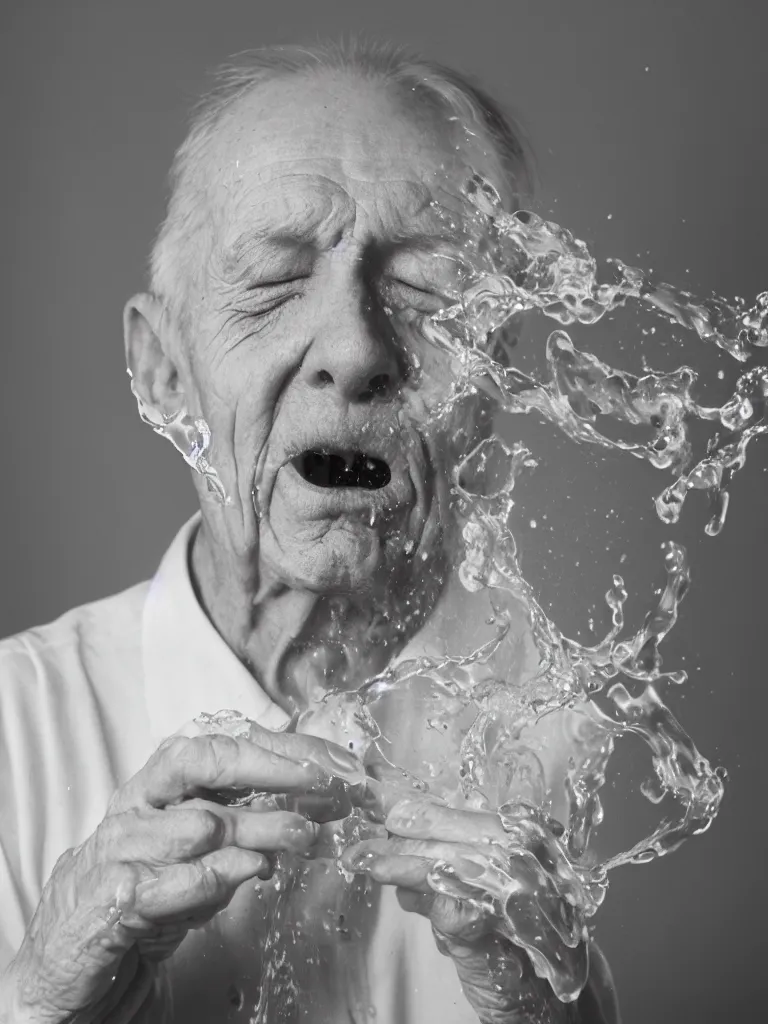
[[391, 277, 431, 294], [387, 277, 454, 305], [246, 275, 309, 290], [234, 295, 297, 321]]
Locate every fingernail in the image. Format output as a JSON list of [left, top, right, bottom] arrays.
[[457, 856, 486, 879], [288, 818, 320, 836], [284, 819, 319, 847]]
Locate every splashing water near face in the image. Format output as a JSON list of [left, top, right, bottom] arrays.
[[200, 173, 766, 1015], [294, 172, 767, 1003]]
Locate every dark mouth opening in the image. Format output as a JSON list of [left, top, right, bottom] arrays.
[[293, 450, 391, 490]]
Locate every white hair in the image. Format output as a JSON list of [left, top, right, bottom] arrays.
[[149, 37, 534, 323]]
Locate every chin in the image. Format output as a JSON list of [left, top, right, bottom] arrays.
[[261, 520, 396, 595]]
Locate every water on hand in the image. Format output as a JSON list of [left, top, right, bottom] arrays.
[[201, 173, 767, 1013], [312, 173, 765, 1003]]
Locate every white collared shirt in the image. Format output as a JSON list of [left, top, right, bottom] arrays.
[[0, 515, 478, 1023]]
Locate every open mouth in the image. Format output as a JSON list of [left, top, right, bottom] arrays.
[[292, 450, 392, 490]]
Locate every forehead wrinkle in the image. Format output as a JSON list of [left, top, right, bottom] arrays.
[[219, 158, 460, 229], [208, 158, 480, 294], [214, 174, 354, 277], [180, 73, 513, 303]]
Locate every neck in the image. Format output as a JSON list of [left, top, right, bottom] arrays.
[[189, 520, 421, 714]]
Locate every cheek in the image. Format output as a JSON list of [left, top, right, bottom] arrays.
[[188, 322, 308, 470]]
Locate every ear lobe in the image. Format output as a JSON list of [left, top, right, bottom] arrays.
[[123, 293, 185, 422]]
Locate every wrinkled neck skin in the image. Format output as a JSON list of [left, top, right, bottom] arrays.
[[189, 492, 452, 715]]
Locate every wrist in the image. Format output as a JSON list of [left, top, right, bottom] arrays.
[[0, 962, 70, 1024]]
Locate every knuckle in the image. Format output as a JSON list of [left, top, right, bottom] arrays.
[[177, 734, 239, 787], [141, 735, 185, 781], [95, 860, 141, 901], [95, 811, 122, 845], [192, 809, 226, 849], [85, 815, 120, 865], [161, 734, 193, 762], [191, 857, 224, 901]]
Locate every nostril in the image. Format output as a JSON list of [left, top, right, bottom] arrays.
[[316, 369, 334, 386]]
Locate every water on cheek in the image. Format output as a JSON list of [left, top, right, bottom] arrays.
[[294, 173, 765, 1004], [134, 170, 766, 1014]]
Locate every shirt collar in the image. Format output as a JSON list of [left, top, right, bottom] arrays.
[[142, 513, 291, 744]]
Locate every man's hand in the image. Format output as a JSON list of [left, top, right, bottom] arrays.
[[341, 796, 619, 1024], [1, 725, 361, 1024]]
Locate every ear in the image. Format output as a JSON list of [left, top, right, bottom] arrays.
[[123, 293, 186, 423]]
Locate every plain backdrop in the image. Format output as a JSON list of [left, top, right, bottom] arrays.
[[1, 2, 766, 1021]]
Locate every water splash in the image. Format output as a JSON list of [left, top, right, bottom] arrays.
[[128, 372, 231, 504], [201, 175, 764, 1011], [308, 175, 764, 1003]]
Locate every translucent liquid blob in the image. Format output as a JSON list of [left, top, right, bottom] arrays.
[[304, 176, 765, 1003], [205, 175, 766, 1014]]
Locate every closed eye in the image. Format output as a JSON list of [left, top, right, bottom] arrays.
[[230, 280, 307, 322], [395, 278, 438, 294], [384, 278, 451, 313], [245, 275, 309, 291]]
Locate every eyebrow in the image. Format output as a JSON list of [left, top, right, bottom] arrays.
[[387, 232, 465, 254], [224, 229, 466, 278], [226, 230, 316, 261], [219, 198, 474, 287], [217, 231, 318, 287]]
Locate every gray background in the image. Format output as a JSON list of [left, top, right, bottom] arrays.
[[1, 1, 766, 1020]]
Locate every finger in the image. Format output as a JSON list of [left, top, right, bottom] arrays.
[[178, 801, 320, 855], [135, 924, 188, 962], [181, 715, 364, 785], [353, 775, 446, 823], [385, 796, 507, 844], [112, 734, 337, 811], [396, 887, 435, 916], [428, 893, 494, 943], [210, 781, 356, 819], [93, 804, 321, 869], [355, 851, 434, 890], [308, 820, 388, 860], [247, 724, 365, 785], [279, 791, 354, 822], [89, 808, 229, 867], [341, 836, 479, 888], [133, 847, 269, 923], [396, 888, 493, 945]]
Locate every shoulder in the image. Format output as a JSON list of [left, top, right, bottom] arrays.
[[0, 582, 150, 711]]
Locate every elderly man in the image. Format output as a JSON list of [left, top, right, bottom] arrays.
[[0, 40, 618, 1024]]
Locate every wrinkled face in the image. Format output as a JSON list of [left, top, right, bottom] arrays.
[[179, 71, 501, 595]]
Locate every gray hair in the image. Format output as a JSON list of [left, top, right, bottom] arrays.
[[149, 37, 535, 322]]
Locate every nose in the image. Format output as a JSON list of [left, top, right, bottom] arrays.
[[300, 298, 403, 404]]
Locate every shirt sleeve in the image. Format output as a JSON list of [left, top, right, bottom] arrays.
[[0, 628, 121, 970]]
